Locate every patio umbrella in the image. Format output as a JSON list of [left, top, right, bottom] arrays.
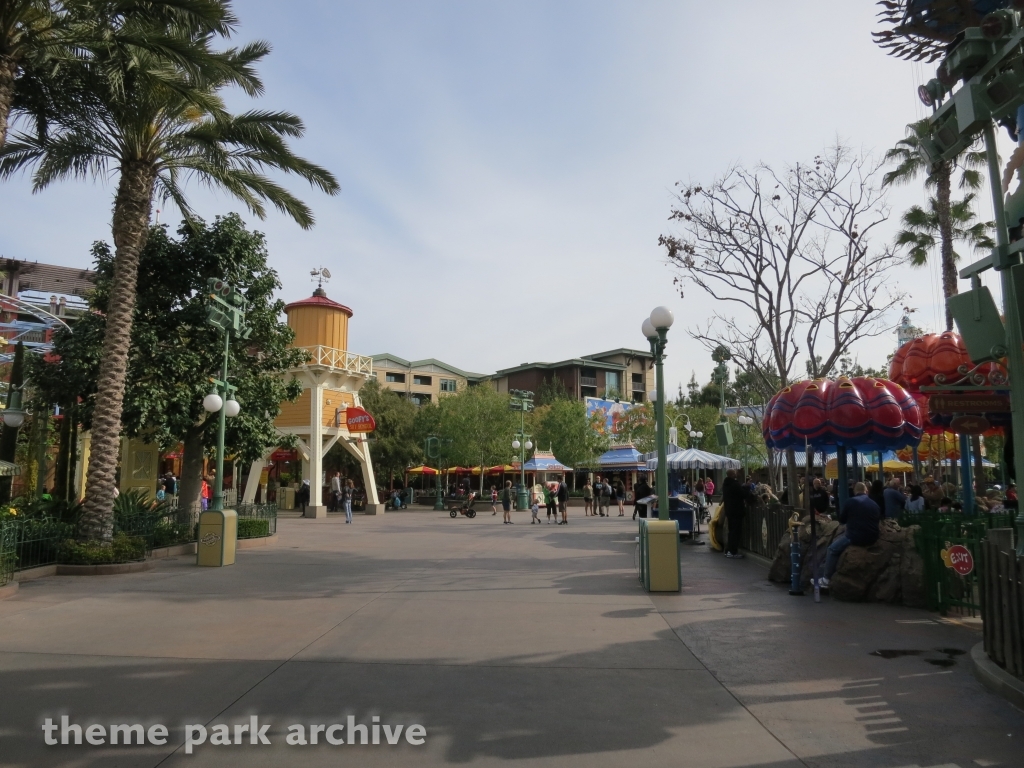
[[864, 459, 915, 472], [406, 465, 439, 476]]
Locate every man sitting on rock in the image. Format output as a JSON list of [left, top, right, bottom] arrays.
[[818, 481, 880, 590]]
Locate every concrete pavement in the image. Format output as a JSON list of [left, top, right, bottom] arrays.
[[0, 510, 1021, 767]]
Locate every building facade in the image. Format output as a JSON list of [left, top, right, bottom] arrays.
[[371, 354, 485, 404], [492, 348, 655, 402]]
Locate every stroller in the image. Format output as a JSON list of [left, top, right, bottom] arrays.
[[449, 491, 478, 518]]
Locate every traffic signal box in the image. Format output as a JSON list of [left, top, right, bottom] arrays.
[[638, 519, 681, 593]]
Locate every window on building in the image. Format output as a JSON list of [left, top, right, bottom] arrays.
[[580, 386, 597, 399], [385, 372, 405, 383], [632, 391, 644, 403], [605, 371, 620, 395], [632, 372, 644, 386], [440, 378, 457, 392], [410, 393, 432, 405], [580, 367, 597, 387], [413, 375, 432, 386]]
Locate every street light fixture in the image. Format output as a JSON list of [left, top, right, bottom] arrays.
[[642, 306, 674, 521], [2, 386, 25, 429], [202, 278, 249, 512], [509, 389, 535, 511]]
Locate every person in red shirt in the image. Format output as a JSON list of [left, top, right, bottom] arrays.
[[201, 477, 211, 511]]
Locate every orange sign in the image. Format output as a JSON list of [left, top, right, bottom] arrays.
[[346, 406, 376, 433]]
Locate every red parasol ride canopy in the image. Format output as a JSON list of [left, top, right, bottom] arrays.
[[763, 376, 923, 451]]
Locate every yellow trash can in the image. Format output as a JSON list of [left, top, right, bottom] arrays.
[[639, 519, 681, 592], [279, 487, 295, 511], [197, 509, 237, 567]]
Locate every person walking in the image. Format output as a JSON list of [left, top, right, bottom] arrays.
[[330, 471, 342, 512], [694, 477, 706, 508], [582, 480, 594, 516], [557, 479, 569, 524], [490, 485, 498, 516], [343, 478, 355, 523], [297, 479, 310, 514], [704, 476, 715, 500], [530, 493, 540, 523], [632, 476, 651, 520], [613, 478, 626, 516], [200, 476, 211, 511], [594, 475, 610, 517], [819, 481, 880, 589], [722, 469, 750, 559], [501, 480, 513, 524]]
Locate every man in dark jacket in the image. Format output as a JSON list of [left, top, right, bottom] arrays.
[[722, 469, 751, 559], [632, 477, 651, 520], [819, 481, 880, 588]]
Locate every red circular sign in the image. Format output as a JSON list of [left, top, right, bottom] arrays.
[[946, 544, 974, 576]]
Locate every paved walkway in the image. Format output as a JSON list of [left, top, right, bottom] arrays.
[[0, 511, 1021, 767]]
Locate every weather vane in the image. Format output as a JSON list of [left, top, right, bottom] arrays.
[[310, 267, 331, 291]]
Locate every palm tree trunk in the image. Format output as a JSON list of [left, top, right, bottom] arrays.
[[935, 163, 957, 332], [0, 54, 14, 149], [77, 161, 156, 542]]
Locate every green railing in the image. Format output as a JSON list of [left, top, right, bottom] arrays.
[[0, 519, 15, 587], [904, 511, 1018, 616], [0, 516, 76, 578]]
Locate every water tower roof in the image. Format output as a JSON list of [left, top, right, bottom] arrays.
[[284, 289, 352, 317]]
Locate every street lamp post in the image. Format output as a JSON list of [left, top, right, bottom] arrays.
[[509, 389, 535, 511], [642, 306, 675, 521], [737, 412, 754, 478], [202, 279, 250, 512]]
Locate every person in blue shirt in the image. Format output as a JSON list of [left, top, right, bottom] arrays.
[[819, 481, 880, 589], [883, 478, 907, 518]]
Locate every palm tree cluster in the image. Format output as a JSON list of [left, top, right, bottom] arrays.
[[883, 120, 994, 332], [0, 1, 339, 541]]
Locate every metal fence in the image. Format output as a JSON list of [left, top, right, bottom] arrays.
[[0, 502, 277, 582], [982, 529, 1024, 682], [739, 502, 794, 560], [905, 511, 1017, 617]]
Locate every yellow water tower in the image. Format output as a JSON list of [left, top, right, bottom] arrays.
[[242, 283, 381, 516]]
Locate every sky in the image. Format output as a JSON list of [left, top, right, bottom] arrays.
[[0, 1, 1013, 396]]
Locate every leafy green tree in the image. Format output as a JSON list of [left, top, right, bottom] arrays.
[[418, 387, 518, 480], [0, 342, 25, 503], [534, 398, 608, 471], [29, 215, 306, 510], [357, 379, 421, 489], [2, 3, 339, 539], [535, 376, 570, 406], [883, 119, 991, 331]]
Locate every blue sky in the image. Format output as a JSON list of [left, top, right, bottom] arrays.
[[0, 1, 1010, 394]]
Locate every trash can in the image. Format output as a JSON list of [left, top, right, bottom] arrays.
[[279, 486, 295, 511], [197, 508, 237, 567], [638, 518, 680, 592]]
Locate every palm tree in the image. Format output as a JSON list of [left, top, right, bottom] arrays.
[[895, 192, 994, 276], [883, 119, 990, 331], [0, 5, 339, 540], [2, 1, 240, 149]]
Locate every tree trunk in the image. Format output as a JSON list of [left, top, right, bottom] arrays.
[[68, 412, 79, 502], [78, 161, 156, 541], [177, 427, 205, 514], [0, 54, 15, 149], [935, 163, 957, 332], [53, 406, 72, 501]]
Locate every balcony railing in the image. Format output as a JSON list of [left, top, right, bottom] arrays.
[[580, 377, 597, 387], [296, 346, 373, 376]]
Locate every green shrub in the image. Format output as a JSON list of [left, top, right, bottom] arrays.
[[58, 533, 147, 565], [237, 518, 270, 539]]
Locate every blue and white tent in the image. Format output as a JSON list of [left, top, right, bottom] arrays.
[[595, 444, 647, 471], [523, 450, 571, 472], [645, 449, 741, 471], [772, 449, 882, 467]]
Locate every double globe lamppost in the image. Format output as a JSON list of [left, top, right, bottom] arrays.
[[642, 306, 675, 522], [201, 279, 250, 512]]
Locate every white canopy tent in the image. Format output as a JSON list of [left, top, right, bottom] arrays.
[[645, 449, 741, 471]]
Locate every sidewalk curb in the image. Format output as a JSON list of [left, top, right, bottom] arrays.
[[971, 642, 1024, 711]]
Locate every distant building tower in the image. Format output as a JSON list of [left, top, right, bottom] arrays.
[[247, 283, 382, 516], [896, 309, 923, 351]]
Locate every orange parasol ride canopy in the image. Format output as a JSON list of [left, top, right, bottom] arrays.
[[896, 432, 960, 462]]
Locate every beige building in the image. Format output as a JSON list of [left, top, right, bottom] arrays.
[[371, 354, 485, 404]]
